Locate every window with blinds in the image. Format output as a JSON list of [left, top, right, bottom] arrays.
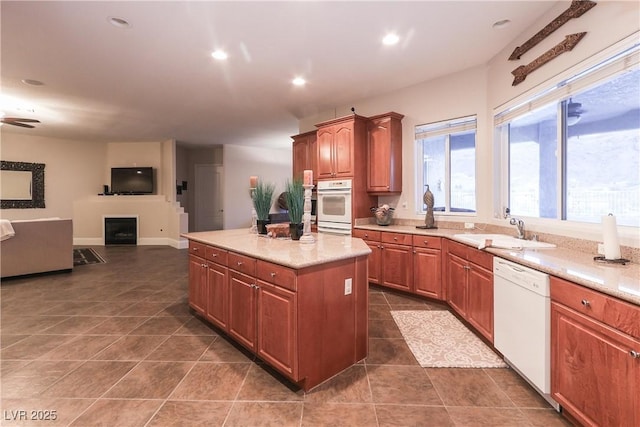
[[494, 40, 640, 227], [415, 115, 477, 214]]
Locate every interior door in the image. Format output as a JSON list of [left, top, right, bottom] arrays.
[[195, 164, 223, 231]]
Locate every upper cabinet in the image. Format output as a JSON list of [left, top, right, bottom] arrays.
[[315, 115, 367, 179], [367, 112, 404, 194], [292, 131, 317, 184]]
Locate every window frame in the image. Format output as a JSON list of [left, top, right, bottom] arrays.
[[415, 115, 478, 216], [493, 37, 640, 228]]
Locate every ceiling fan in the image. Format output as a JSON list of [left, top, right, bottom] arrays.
[[0, 117, 40, 128], [567, 98, 585, 126]]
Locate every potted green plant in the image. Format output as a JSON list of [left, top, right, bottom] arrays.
[[284, 178, 305, 240], [252, 180, 275, 234]]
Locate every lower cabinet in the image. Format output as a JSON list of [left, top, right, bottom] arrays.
[[354, 229, 443, 300], [380, 234, 413, 292], [412, 235, 443, 299], [445, 240, 494, 343], [228, 270, 258, 351], [551, 276, 640, 427], [257, 280, 297, 377], [205, 261, 228, 330], [187, 239, 367, 391], [353, 229, 381, 284], [188, 254, 207, 315]]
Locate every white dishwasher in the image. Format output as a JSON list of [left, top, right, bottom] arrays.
[[493, 257, 559, 410]]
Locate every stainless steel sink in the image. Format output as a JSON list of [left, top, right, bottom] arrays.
[[453, 233, 556, 249]]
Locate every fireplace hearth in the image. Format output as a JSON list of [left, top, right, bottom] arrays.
[[104, 217, 137, 245]]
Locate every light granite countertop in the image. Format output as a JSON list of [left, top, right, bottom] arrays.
[[354, 224, 640, 306], [182, 228, 371, 270]]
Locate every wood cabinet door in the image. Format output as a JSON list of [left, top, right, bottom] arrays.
[[552, 302, 640, 427], [367, 118, 391, 192], [316, 127, 334, 179], [292, 138, 308, 182], [228, 271, 257, 352], [365, 240, 381, 284], [446, 253, 468, 317], [257, 280, 298, 378], [333, 123, 354, 177], [466, 264, 493, 342], [381, 242, 413, 292], [205, 261, 228, 331], [413, 247, 442, 299], [188, 255, 207, 315], [292, 132, 317, 183]]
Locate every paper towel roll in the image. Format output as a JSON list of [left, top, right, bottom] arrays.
[[602, 214, 621, 260]]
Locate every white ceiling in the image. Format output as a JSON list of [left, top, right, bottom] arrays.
[[1, 1, 560, 147]]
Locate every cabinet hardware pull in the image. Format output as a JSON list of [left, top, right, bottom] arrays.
[[237, 261, 243, 266], [630, 350, 640, 358], [270, 272, 276, 277], [193, 247, 198, 251], [211, 253, 217, 257], [413, 251, 417, 254], [394, 237, 398, 241], [581, 299, 590, 307], [423, 241, 428, 245]]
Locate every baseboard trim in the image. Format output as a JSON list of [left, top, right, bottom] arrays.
[[73, 237, 188, 249]]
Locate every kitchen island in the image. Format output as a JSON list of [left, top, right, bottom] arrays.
[[182, 229, 371, 391]]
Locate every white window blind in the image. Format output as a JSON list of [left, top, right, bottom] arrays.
[[494, 43, 640, 127], [415, 115, 477, 140]]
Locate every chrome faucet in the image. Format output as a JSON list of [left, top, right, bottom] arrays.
[[510, 217, 525, 239]]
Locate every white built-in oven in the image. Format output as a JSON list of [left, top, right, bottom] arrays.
[[317, 179, 352, 235]]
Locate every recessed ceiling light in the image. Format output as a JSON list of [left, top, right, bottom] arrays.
[[108, 16, 131, 28], [382, 33, 400, 46], [211, 50, 228, 60], [292, 77, 306, 87], [492, 19, 511, 29], [21, 79, 44, 86]]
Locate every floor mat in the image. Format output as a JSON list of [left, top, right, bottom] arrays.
[[73, 248, 107, 266], [391, 310, 507, 368]]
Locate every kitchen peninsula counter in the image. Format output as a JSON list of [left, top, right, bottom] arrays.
[[182, 229, 370, 391]]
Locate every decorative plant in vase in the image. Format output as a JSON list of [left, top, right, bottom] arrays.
[[284, 178, 304, 240], [252, 180, 275, 234]]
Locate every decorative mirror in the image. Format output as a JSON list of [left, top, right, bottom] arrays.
[[0, 161, 45, 209]]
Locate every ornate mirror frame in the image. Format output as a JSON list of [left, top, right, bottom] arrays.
[[0, 160, 46, 209]]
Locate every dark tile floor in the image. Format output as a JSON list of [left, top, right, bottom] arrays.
[[0, 246, 573, 426]]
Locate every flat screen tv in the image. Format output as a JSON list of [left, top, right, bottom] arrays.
[[111, 167, 154, 194]]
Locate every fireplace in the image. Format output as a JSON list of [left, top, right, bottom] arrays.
[[104, 217, 137, 245]]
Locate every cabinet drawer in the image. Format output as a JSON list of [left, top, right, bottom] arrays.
[[228, 252, 256, 276], [446, 239, 492, 270], [551, 276, 640, 339], [257, 260, 296, 292], [353, 229, 380, 241], [446, 240, 469, 259], [205, 246, 228, 265], [467, 249, 492, 270], [189, 241, 206, 257], [412, 235, 442, 249], [381, 232, 412, 246]]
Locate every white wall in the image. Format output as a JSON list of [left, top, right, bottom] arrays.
[[223, 144, 292, 230], [0, 133, 106, 220]]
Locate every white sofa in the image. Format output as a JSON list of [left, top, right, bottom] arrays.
[[0, 218, 73, 279]]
